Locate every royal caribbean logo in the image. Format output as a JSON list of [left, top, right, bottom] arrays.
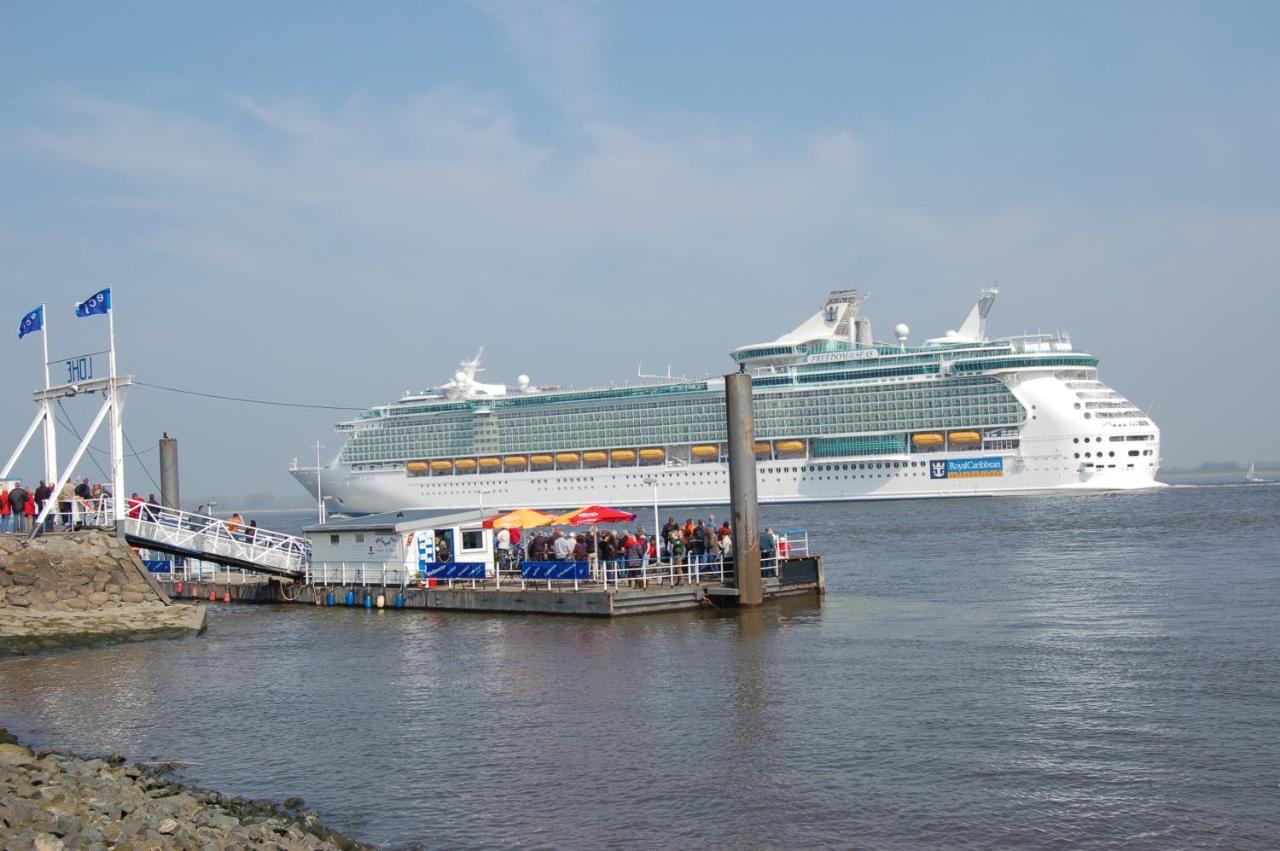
[[930, 457, 1004, 479]]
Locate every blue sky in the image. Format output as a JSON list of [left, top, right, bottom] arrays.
[[2, 1, 1278, 504]]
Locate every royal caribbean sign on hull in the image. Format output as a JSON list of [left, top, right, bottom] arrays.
[[930, 457, 1004, 479]]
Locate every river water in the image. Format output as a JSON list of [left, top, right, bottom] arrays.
[[2, 484, 1278, 848]]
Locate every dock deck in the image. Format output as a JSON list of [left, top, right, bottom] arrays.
[[155, 556, 824, 617]]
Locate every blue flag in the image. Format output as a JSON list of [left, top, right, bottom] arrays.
[[17, 305, 43, 340], [75, 288, 112, 318]]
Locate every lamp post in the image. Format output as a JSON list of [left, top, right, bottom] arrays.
[[643, 477, 660, 561]]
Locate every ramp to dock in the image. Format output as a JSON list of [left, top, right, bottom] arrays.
[[76, 501, 309, 579]]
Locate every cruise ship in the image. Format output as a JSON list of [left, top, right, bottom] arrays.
[[290, 289, 1160, 514]]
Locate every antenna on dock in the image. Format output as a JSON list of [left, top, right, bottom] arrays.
[[312, 440, 325, 524]]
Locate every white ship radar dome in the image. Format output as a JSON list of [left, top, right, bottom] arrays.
[[894, 323, 910, 341], [517, 374, 531, 391]]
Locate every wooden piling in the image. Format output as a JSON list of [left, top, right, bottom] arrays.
[[725, 371, 763, 606]]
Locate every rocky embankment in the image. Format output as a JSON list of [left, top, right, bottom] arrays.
[[0, 727, 367, 849], [0, 530, 206, 656]]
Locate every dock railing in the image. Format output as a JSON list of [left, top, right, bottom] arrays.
[[298, 530, 811, 592]]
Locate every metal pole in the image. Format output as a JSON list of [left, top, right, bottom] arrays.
[[159, 433, 180, 511], [652, 481, 660, 562], [725, 371, 762, 606], [40, 304, 58, 487], [107, 302, 126, 521], [313, 440, 325, 524]]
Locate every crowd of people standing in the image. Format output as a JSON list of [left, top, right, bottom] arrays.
[[493, 515, 758, 586], [0, 478, 111, 534]]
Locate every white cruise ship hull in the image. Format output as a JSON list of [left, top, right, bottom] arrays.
[[293, 447, 1161, 515]]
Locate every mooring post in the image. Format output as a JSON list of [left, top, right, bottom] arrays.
[[725, 371, 763, 606], [159, 432, 180, 511]]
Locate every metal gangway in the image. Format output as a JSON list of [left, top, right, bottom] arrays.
[[70, 498, 310, 579]]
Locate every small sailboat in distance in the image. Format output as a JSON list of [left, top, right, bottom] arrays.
[[1245, 462, 1265, 483]]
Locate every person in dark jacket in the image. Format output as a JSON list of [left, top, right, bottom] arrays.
[[9, 484, 28, 533], [689, 521, 706, 565], [34, 481, 53, 531]]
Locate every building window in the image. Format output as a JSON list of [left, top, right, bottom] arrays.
[[355, 534, 365, 543], [461, 530, 485, 551], [330, 534, 340, 545]]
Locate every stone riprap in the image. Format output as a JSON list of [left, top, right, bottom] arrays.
[[0, 530, 206, 656], [0, 728, 368, 849]]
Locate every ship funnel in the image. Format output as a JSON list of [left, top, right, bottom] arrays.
[[957, 287, 1000, 341], [854, 316, 874, 346]]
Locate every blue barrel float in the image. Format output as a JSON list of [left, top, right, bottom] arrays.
[[363, 594, 373, 609], [345, 590, 355, 607], [395, 592, 405, 609], [325, 591, 335, 607]]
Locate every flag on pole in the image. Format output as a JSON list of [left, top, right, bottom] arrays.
[[75, 288, 112, 318], [17, 305, 43, 339]]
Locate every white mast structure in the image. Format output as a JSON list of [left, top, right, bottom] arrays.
[[39, 303, 58, 487], [24, 289, 131, 535], [106, 295, 125, 520]]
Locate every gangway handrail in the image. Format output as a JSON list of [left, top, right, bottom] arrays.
[[77, 497, 311, 577]]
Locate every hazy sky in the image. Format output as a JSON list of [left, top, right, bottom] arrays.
[[2, 1, 1277, 505]]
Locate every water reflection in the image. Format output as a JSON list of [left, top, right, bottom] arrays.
[[1, 485, 1278, 847]]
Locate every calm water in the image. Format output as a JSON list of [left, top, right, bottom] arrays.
[[2, 485, 1278, 848]]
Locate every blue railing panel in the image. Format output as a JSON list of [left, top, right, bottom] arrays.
[[521, 561, 591, 581], [421, 562, 488, 580]]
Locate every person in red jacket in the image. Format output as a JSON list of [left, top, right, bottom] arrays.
[[23, 486, 38, 529], [0, 485, 11, 534]]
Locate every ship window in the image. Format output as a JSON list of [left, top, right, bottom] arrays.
[[1074, 453, 1080, 459], [1128, 450, 1139, 457]]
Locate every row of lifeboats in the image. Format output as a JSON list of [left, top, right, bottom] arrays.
[[911, 431, 982, 448], [407, 439, 814, 475]]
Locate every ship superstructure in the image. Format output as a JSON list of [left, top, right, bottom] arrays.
[[290, 289, 1160, 513]]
